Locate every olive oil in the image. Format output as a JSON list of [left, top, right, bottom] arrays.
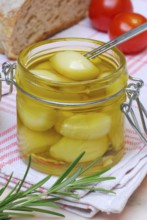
[[16, 41, 127, 175]]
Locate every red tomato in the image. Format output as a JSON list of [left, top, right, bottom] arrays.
[[89, 0, 133, 32], [108, 13, 147, 54]]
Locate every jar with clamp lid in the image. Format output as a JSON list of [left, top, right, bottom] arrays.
[[1, 38, 146, 176]]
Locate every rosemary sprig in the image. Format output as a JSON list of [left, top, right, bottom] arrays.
[[0, 153, 115, 219]]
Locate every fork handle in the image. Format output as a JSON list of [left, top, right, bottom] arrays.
[[85, 22, 147, 59]]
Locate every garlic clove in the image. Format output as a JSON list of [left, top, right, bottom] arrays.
[[55, 112, 111, 140], [17, 98, 57, 131], [50, 51, 99, 81], [30, 68, 72, 82], [18, 124, 61, 154], [49, 136, 109, 162]]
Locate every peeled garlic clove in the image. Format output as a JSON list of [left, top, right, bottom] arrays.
[[50, 51, 99, 81], [18, 125, 61, 154], [49, 136, 109, 162], [30, 69, 72, 82], [55, 112, 111, 140], [17, 99, 57, 131]]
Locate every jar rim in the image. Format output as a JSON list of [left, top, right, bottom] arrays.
[[18, 37, 126, 86]]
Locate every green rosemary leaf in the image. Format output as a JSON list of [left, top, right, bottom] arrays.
[[12, 207, 64, 217], [49, 166, 83, 193], [0, 215, 11, 220], [51, 152, 85, 188], [1, 212, 34, 218], [16, 155, 31, 193], [0, 198, 29, 211], [0, 191, 24, 209], [79, 156, 103, 175], [0, 179, 20, 204], [0, 191, 22, 210], [6, 197, 59, 210], [23, 174, 51, 195], [73, 176, 115, 186], [24, 201, 59, 209], [0, 217, 11, 220], [30, 197, 59, 203], [92, 188, 116, 194], [81, 167, 111, 179], [66, 186, 115, 194], [17, 198, 60, 208], [10, 195, 40, 208], [0, 173, 13, 196]]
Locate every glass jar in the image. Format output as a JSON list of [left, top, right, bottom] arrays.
[[13, 38, 128, 175], [1, 38, 146, 176]]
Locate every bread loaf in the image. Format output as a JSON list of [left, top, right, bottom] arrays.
[[0, 0, 90, 59]]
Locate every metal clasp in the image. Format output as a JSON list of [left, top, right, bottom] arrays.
[[0, 62, 16, 99], [121, 76, 147, 144]]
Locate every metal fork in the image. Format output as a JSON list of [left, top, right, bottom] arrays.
[[85, 22, 147, 59]]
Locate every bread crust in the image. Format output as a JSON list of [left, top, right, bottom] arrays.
[[0, 0, 26, 59], [0, 0, 90, 59]]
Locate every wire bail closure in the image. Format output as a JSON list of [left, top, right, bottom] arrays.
[[121, 76, 147, 144], [0, 62, 16, 98], [1, 62, 147, 144]]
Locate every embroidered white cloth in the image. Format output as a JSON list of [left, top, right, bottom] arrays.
[[0, 0, 147, 217]]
